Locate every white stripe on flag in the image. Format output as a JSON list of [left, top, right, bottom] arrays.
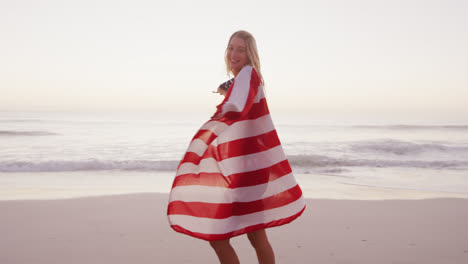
[[222, 66, 252, 113], [218, 145, 286, 176], [216, 114, 275, 145], [253, 84, 265, 103], [199, 120, 229, 135], [185, 139, 209, 157], [176, 158, 220, 176]]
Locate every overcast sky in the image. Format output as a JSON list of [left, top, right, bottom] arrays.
[[1, 0, 467, 123]]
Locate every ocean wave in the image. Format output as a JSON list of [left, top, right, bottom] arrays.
[[0, 119, 46, 123], [0, 130, 59, 136], [287, 154, 468, 170], [349, 139, 468, 155], [352, 124, 468, 130], [1, 155, 467, 173], [276, 124, 468, 130], [0, 159, 179, 172]]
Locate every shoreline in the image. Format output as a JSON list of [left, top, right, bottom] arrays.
[[1, 193, 467, 264], [2, 171, 468, 201]]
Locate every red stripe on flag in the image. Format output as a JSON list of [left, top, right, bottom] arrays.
[[170, 205, 306, 241], [168, 184, 303, 219], [217, 129, 280, 159], [191, 129, 218, 145], [180, 130, 281, 165], [172, 159, 293, 188], [217, 98, 270, 125]]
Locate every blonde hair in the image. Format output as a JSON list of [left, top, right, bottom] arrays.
[[224, 30, 264, 84]]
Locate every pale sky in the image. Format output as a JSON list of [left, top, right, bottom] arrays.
[[1, 0, 467, 123]]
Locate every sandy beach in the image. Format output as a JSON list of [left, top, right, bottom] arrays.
[[1, 193, 467, 264]]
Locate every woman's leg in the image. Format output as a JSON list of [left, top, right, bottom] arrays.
[[209, 239, 240, 264], [247, 229, 275, 264]]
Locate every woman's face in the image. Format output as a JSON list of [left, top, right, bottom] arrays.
[[227, 36, 249, 75]]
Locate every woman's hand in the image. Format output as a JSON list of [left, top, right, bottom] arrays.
[[216, 86, 227, 96]]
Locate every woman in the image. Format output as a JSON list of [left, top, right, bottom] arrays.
[[167, 30, 306, 264]]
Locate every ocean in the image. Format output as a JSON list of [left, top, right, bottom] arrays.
[[1, 110, 468, 200]]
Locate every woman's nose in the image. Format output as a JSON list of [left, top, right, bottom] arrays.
[[231, 50, 239, 58]]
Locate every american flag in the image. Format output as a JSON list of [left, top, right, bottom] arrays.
[[167, 65, 306, 241]]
